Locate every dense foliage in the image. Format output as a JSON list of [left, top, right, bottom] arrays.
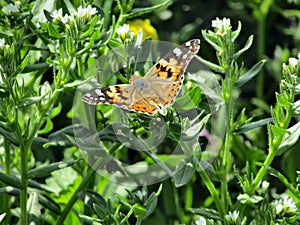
[[0, 0, 299, 225]]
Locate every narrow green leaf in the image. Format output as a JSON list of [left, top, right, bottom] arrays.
[[78, 214, 103, 225], [235, 59, 266, 87], [174, 156, 197, 187], [233, 35, 253, 59], [17, 96, 44, 108], [63, 79, 92, 89], [49, 102, 62, 119], [48, 23, 64, 39], [276, 92, 291, 107], [181, 114, 210, 141], [23, 63, 49, 73], [271, 125, 288, 137], [43, 9, 53, 22], [28, 160, 79, 179], [201, 30, 222, 52], [278, 121, 300, 155], [196, 55, 225, 73], [188, 208, 221, 220], [128, 0, 171, 18], [39, 193, 61, 214], [10, 55, 29, 78], [0, 122, 19, 146], [263, 165, 300, 199], [231, 21, 242, 42], [0, 173, 23, 189], [235, 118, 273, 134], [76, 32, 97, 56]]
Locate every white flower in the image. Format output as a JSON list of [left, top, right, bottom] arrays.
[[52, 8, 68, 24], [76, 5, 97, 18], [288, 57, 299, 67], [225, 210, 239, 223], [261, 180, 270, 190], [116, 24, 130, 36], [211, 17, 232, 36], [0, 38, 5, 48], [3, 3, 19, 15], [194, 216, 206, 225], [273, 196, 297, 215], [212, 17, 231, 29]]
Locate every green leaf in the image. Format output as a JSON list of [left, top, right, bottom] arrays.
[[0, 173, 23, 189], [233, 35, 253, 59], [78, 214, 103, 225], [231, 21, 242, 42], [49, 102, 62, 119], [276, 92, 291, 107], [271, 125, 288, 137], [188, 208, 221, 220], [17, 96, 44, 108], [45, 167, 78, 196], [201, 30, 223, 52], [38, 118, 53, 135], [174, 87, 201, 111], [277, 121, 300, 155], [76, 32, 97, 56], [181, 114, 210, 141], [23, 63, 50, 73], [43, 9, 53, 22], [48, 23, 64, 39], [63, 79, 92, 89], [174, 156, 197, 187], [38, 193, 61, 215], [128, 0, 171, 18], [196, 55, 225, 74], [235, 59, 266, 87], [263, 165, 300, 199], [235, 118, 273, 134], [27, 160, 79, 179], [0, 122, 19, 146], [10, 55, 30, 78]]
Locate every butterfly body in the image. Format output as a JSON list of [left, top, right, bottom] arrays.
[[82, 39, 200, 115]]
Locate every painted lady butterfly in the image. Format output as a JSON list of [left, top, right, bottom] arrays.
[[82, 39, 200, 115]]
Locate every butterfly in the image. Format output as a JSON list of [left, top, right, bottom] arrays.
[[82, 39, 200, 115]]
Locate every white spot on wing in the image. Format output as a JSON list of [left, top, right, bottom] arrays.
[[173, 48, 182, 57]]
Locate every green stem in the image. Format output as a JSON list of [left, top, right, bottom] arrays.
[[250, 145, 277, 193], [197, 163, 225, 216], [2, 139, 11, 225], [16, 120, 28, 225], [220, 78, 234, 214]]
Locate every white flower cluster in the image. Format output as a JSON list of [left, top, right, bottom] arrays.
[[51, 5, 98, 24], [2, 3, 19, 16], [288, 55, 300, 67], [116, 24, 135, 41], [211, 17, 232, 36], [225, 210, 239, 223], [272, 195, 297, 215]]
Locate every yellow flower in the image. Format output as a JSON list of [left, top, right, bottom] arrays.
[[128, 19, 158, 40]]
